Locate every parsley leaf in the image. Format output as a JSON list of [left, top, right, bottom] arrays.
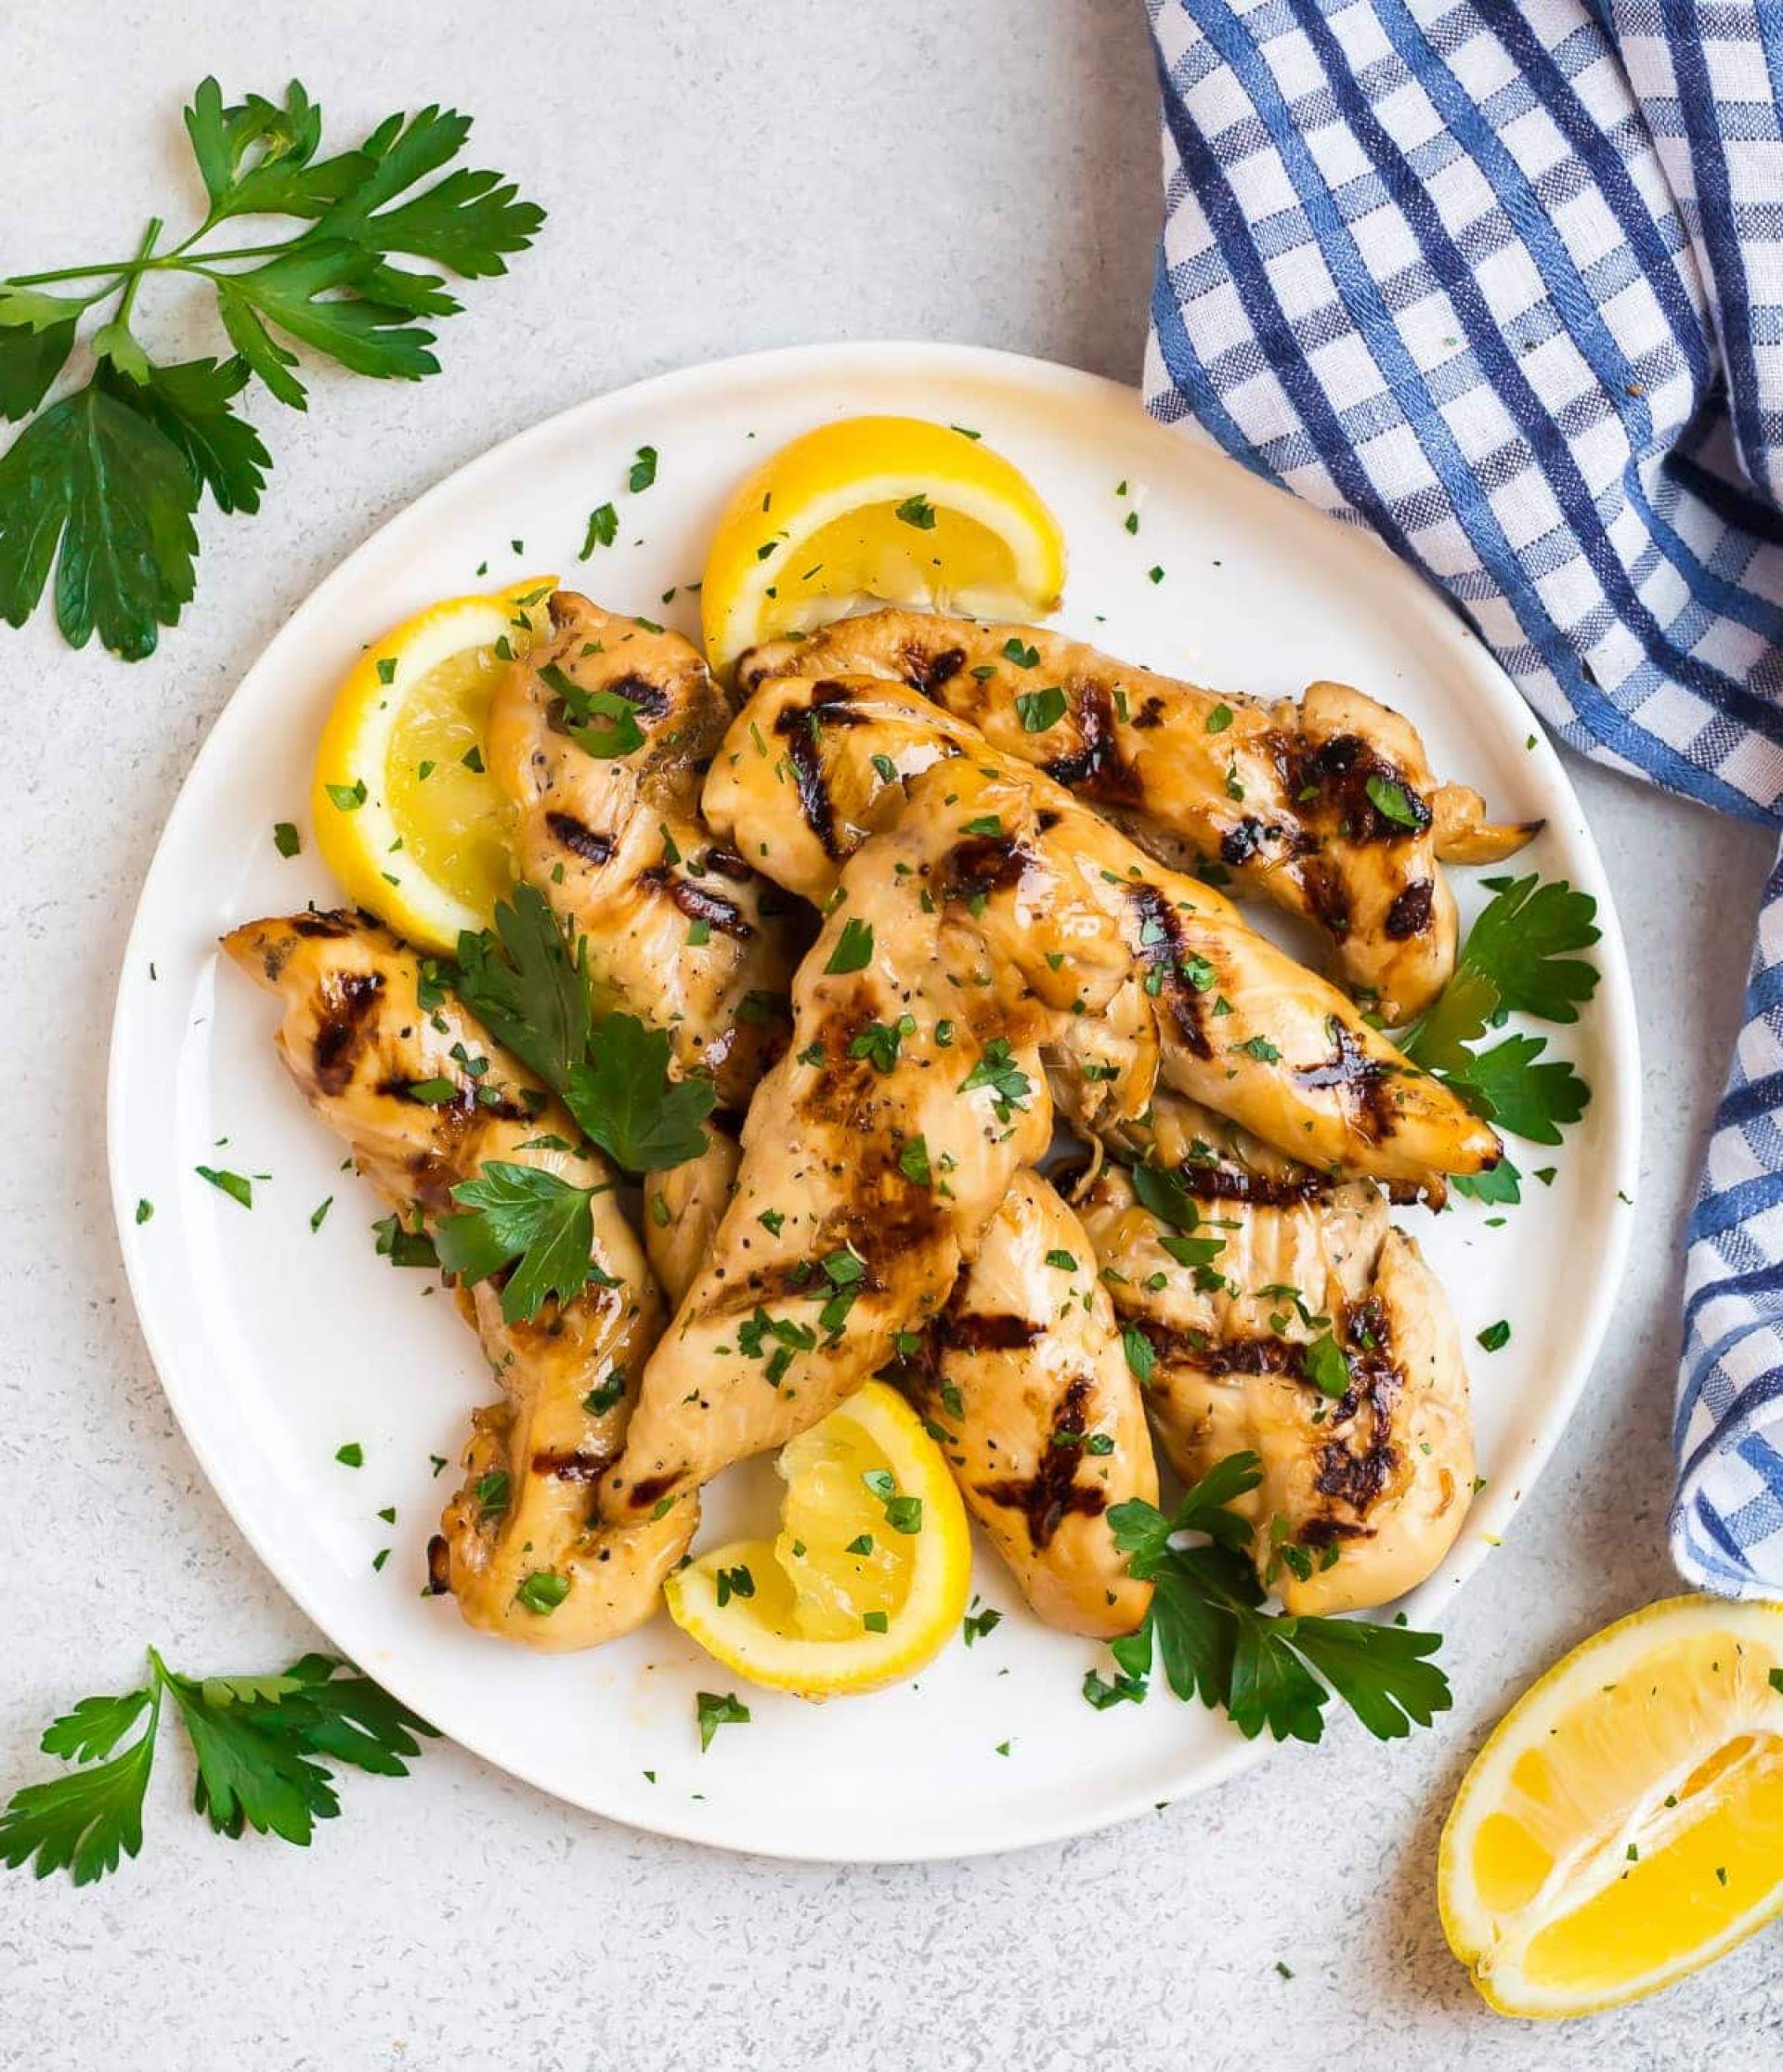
[[1105, 1454, 1450, 1744], [0, 1648, 433, 1883], [1399, 874, 1598, 1151], [452, 888, 715, 1181], [453, 884, 591, 1090], [0, 384, 199, 658], [435, 1161, 603, 1323], [566, 1015, 716, 1170], [0, 79, 542, 658]]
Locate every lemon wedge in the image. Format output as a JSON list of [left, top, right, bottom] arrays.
[[311, 579, 554, 953], [699, 414, 1065, 675], [1438, 1595, 1783, 2017], [664, 1380, 972, 1698]]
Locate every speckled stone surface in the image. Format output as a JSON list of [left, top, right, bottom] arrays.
[[2, 3, 1778, 2065]]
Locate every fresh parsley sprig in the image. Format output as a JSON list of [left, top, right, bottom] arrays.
[[0, 79, 543, 658], [441, 885, 716, 1322], [1399, 873, 1599, 1197], [0, 1648, 436, 1885], [1103, 1455, 1451, 1744]]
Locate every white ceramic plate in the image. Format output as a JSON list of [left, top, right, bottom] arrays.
[[108, 343, 1639, 1861]]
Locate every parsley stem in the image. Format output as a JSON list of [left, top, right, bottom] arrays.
[[111, 219, 163, 330], [8, 238, 314, 288]]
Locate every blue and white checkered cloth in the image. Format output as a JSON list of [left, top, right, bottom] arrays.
[[1142, 0, 1783, 1595]]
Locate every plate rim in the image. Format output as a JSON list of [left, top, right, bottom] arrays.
[[105, 337, 1643, 1862]]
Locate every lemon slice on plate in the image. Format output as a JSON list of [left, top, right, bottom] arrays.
[[311, 578, 554, 953], [1438, 1594, 1783, 2017], [699, 413, 1066, 675], [664, 1380, 972, 1698]]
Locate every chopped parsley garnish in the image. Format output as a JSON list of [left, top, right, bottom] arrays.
[[324, 779, 366, 813], [849, 1013, 915, 1074], [1231, 1035, 1282, 1064], [334, 1442, 363, 1467], [959, 1037, 1032, 1121], [1001, 637, 1040, 669], [628, 445, 657, 492], [894, 493, 936, 530], [1364, 774, 1423, 828], [1105, 1454, 1450, 1742], [824, 917, 874, 974], [579, 502, 618, 555], [696, 1690, 748, 1752], [195, 1166, 252, 1208], [1015, 684, 1067, 733], [1302, 1333, 1350, 1399], [514, 1570, 569, 1616], [537, 663, 645, 759], [898, 1135, 932, 1187], [962, 1603, 1002, 1648], [1477, 1320, 1511, 1352], [1204, 703, 1233, 735], [272, 820, 300, 857]]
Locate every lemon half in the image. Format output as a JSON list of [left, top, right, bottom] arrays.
[[664, 1380, 972, 1698], [699, 414, 1065, 675], [311, 579, 554, 952], [1438, 1595, 1783, 2018]]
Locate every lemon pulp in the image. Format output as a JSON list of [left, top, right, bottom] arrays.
[[383, 643, 517, 931]]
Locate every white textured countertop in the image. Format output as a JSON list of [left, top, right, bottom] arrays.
[[2, 3, 1777, 2065]]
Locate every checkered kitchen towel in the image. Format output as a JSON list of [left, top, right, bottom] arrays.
[[1142, 0, 1783, 1594]]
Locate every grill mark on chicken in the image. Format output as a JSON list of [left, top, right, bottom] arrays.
[[942, 1310, 1041, 1353], [312, 969, 384, 1094], [1166, 1162, 1337, 1208], [638, 867, 754, 939], [605, 671, 672, 719], [1299, 856, 1352, 942], [903, 643, 967, 694], [1295, 733, 1432, 841], [293, 909, 358, 939], [703, 846, 755, 882], [976, 1375, 1106, 1546], [1040, 682, 1137, 802], [1128, 882, 1213, 1059], [1295, 1020, 1396, 1143], [942, 833, 1032, 906], [774, 703, 843, 858], [626, 1471, 678, 1513], [1386, 880, 1435, 939], [530, 1447, 611, 1483], [545, 811, 615, 866]]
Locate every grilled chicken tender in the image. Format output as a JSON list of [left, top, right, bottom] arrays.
[[600, 795, 1054, 1526], [222, 910, 687, 1648], [902, 1171, 1155, 1637], [642, 1128, 741, 1307], [739, 609, 1538, 1023], [1076, 1156, 1473, 1615], [488, 593, 802, 1109], [704, 675, 1502, 1190]]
